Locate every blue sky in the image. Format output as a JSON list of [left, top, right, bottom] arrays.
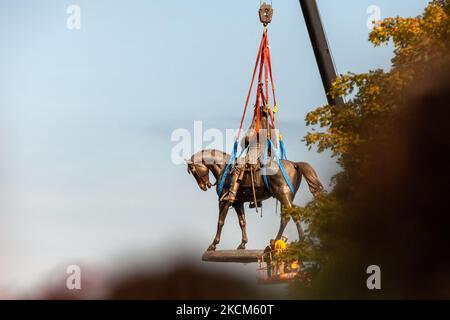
[[0, 0, 429, 295]]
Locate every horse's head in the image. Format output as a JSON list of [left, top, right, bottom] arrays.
[[186, 159, 212, 191]]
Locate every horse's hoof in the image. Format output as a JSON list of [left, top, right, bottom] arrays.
[[207, 245, 216, 251], [237, 244, 246, 250]]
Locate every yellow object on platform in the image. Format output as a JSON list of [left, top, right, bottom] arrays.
[[274, 239, 287, 253]]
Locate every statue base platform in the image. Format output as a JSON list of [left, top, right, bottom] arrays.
[[202, 250, 264, 263]]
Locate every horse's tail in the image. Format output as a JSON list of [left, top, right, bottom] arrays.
[[295, 162, 324, 197]]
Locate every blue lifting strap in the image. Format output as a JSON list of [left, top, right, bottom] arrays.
[[279, 139, 288, 160], [217, 141, 238, 197], [262, 139, 296, 194]]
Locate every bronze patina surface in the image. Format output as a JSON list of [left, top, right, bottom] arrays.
[[186, 149, 323, 252]]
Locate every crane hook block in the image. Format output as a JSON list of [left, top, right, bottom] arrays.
[[259, 3, 273, 26]]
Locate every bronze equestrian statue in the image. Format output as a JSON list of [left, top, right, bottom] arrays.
[[186, 2, 324, 252], [186, 147, 323, 251]]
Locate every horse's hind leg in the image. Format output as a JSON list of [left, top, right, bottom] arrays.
[[207, 201, 231, 251], [277, 202, 305, 241], [293, 212, 305, 241], [276, 210, 291, 240], [234, 204, 248, 250], [275, 193, 295, 241]]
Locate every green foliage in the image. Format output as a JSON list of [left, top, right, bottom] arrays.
[[304, 0, 450, 163], [281, 195, 341, 262]]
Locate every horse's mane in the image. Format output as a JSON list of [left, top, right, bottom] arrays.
[[190, 149, 230, 165]]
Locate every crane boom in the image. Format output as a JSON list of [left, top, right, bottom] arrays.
[[299, 0, 344, 106]]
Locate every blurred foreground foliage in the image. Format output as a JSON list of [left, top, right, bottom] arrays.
[[292, 0, 450, 299]]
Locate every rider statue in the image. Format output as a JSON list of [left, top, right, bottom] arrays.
[[220, 104, 273, 206]]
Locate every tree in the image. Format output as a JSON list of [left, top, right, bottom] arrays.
[[291, 0, 450, 299], [305, 0, 450, 162]]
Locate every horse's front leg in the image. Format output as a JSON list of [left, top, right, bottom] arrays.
[[234, 204, 248, 250], [207, 201, 231, 251]]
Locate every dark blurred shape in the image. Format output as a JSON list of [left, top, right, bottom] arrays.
[[34, 265, 107, 300], [361, 59, 450, 298], [107, 263, 262, 300], [297, 59, 450, 299], [31, 260, 271, 300]]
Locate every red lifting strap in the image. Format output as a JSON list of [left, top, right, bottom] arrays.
[[236, 28, 278, 142]]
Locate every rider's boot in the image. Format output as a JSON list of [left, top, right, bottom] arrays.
[[220, 167, 241, 203]]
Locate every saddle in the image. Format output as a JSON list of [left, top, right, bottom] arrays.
[[241, 167, 264, 209], [240, 165, 264, 189]]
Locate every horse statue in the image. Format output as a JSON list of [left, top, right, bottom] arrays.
[[186, 149, 323, 251]]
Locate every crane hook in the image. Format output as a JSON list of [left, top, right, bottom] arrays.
[[259, 2, 273, 26]]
